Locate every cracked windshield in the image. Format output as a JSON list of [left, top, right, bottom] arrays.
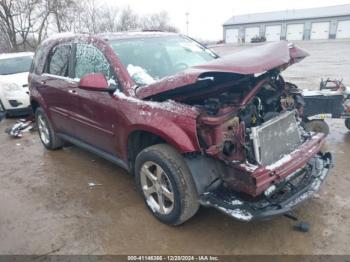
[[110, 36, 216, 85]]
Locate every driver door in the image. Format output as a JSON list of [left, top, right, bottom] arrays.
[[71, 43, 119, 155]]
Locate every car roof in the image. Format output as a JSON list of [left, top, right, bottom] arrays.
[[97, 31, 178, 41], [0, 52, 34, 60], [41, 31, 180, 45]]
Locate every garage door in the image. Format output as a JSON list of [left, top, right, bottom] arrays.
[[286, 24, 304, 41], [336, 20, 350, 39], [265, 25, 281, 41], [310, 22, 330, 40], [245, 27, 259, 43], [225, 28, 239, 43]]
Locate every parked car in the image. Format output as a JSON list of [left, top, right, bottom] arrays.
[[250, 36, 266, 43], [0, 52, 33, 116], [29, 32, 332, 225]]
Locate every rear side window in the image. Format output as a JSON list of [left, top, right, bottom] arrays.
[[46, 44, 71, 77], [74, 44, 111, 79], [30, 46, 44, 74]]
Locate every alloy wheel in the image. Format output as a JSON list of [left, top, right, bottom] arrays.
[[140, 161, 175, 215], [37, 114, 50, 145]]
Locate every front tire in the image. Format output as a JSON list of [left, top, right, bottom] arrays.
[[35, 107, 64, 150], [135, 144, 199, 226]]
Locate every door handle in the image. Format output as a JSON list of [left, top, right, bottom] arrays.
[[68, 89, 77, 94]]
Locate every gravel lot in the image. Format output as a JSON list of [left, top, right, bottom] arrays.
[[0, 40, 350, 255]]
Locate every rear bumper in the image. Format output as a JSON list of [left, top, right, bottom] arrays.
[[199, 152, 333, 222]]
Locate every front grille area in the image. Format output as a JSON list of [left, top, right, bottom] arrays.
[[250, 110, 302, 166]]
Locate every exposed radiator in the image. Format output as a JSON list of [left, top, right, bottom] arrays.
[[250, 110, 302, 166]]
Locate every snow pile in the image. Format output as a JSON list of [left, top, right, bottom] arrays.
[[240, 162, 259, 172], [127, 64, 155, 85], [217, 206, 253, 221], [266, 154, 292, 170], [113, 89, 198, 115]]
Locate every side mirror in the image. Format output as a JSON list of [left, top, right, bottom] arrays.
[[78, 73, 116, 92]]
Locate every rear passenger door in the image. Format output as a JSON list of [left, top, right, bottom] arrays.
[[72, 43, 119, 155], [38, 43, 79, 135]]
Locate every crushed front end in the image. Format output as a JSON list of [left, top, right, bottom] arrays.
[[199, 151, 332, 221], [142, 41, 333, 221], [192, 74, 333, 221]]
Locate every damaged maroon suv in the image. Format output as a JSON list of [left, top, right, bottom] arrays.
[[29, 32, 333, 225]]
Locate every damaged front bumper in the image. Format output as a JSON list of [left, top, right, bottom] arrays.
[[199, 152, 333, 222]]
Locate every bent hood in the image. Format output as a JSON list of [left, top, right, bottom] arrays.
[[136, 41, 309, 99]]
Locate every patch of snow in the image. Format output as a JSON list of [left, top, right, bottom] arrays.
[[302, 89, 344, 97], [127, 64, 156, 85], [217, 206, 253, 221], [146, 197, 157, 212], [113, 89, 197, 115], [88, 182, 102, 188], [41, 32, 80, 45], [108, 79, 117, 85], [231, 200, 243, 205], [139, 111, 151, 116], [266, 154, 292, 170], [264, 185, 276, 197], [239, 162, 259, 172], [102, 31, 176, 38], [42, 73, 78, 84]]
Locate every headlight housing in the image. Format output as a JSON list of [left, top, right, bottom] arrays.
[[2, 83, 22, 92]]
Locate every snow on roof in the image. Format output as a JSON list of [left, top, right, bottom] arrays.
[[224, 4, 350, 26], [41, 32, 88, 45], [0, 52, 34, 60], [98, 31, 177, 41], [40, 31, 177, 45]]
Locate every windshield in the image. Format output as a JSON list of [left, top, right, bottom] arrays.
[[110, 36, 217, 85], [0, 55, 33, 75]]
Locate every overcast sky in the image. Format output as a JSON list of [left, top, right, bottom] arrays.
[[105, 0, 350, 40]]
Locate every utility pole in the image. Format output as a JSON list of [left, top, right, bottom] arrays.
[[185, 12, 189, 35]]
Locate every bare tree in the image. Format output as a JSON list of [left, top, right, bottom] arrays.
[[141, 11, 178, 32], [0, 0, 19, 51], [0, 26, 10, 52], [49, 0, 78, 32], [0, 0, 179, 52], [0, 0, 46, 51], [118, 6, 139, 31], [98, 5, 119, 33]]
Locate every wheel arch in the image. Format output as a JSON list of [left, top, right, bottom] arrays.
[[30, 98, 40, 113], [126, 124, 200, 172], [126, 127, 220, 196]]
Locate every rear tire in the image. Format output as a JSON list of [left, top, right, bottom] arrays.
[[345, 118, 350, 130], [35, 107, 64, 150], [135, 144, 199, 226], [305, 119, 330, 136]]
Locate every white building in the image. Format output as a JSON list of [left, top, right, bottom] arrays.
[[223, 4, 350, 43]]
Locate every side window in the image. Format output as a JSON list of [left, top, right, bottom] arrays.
[[30, 46, 44, 74], [74, 44, 111, 80], [46, 44, 71, 76]]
